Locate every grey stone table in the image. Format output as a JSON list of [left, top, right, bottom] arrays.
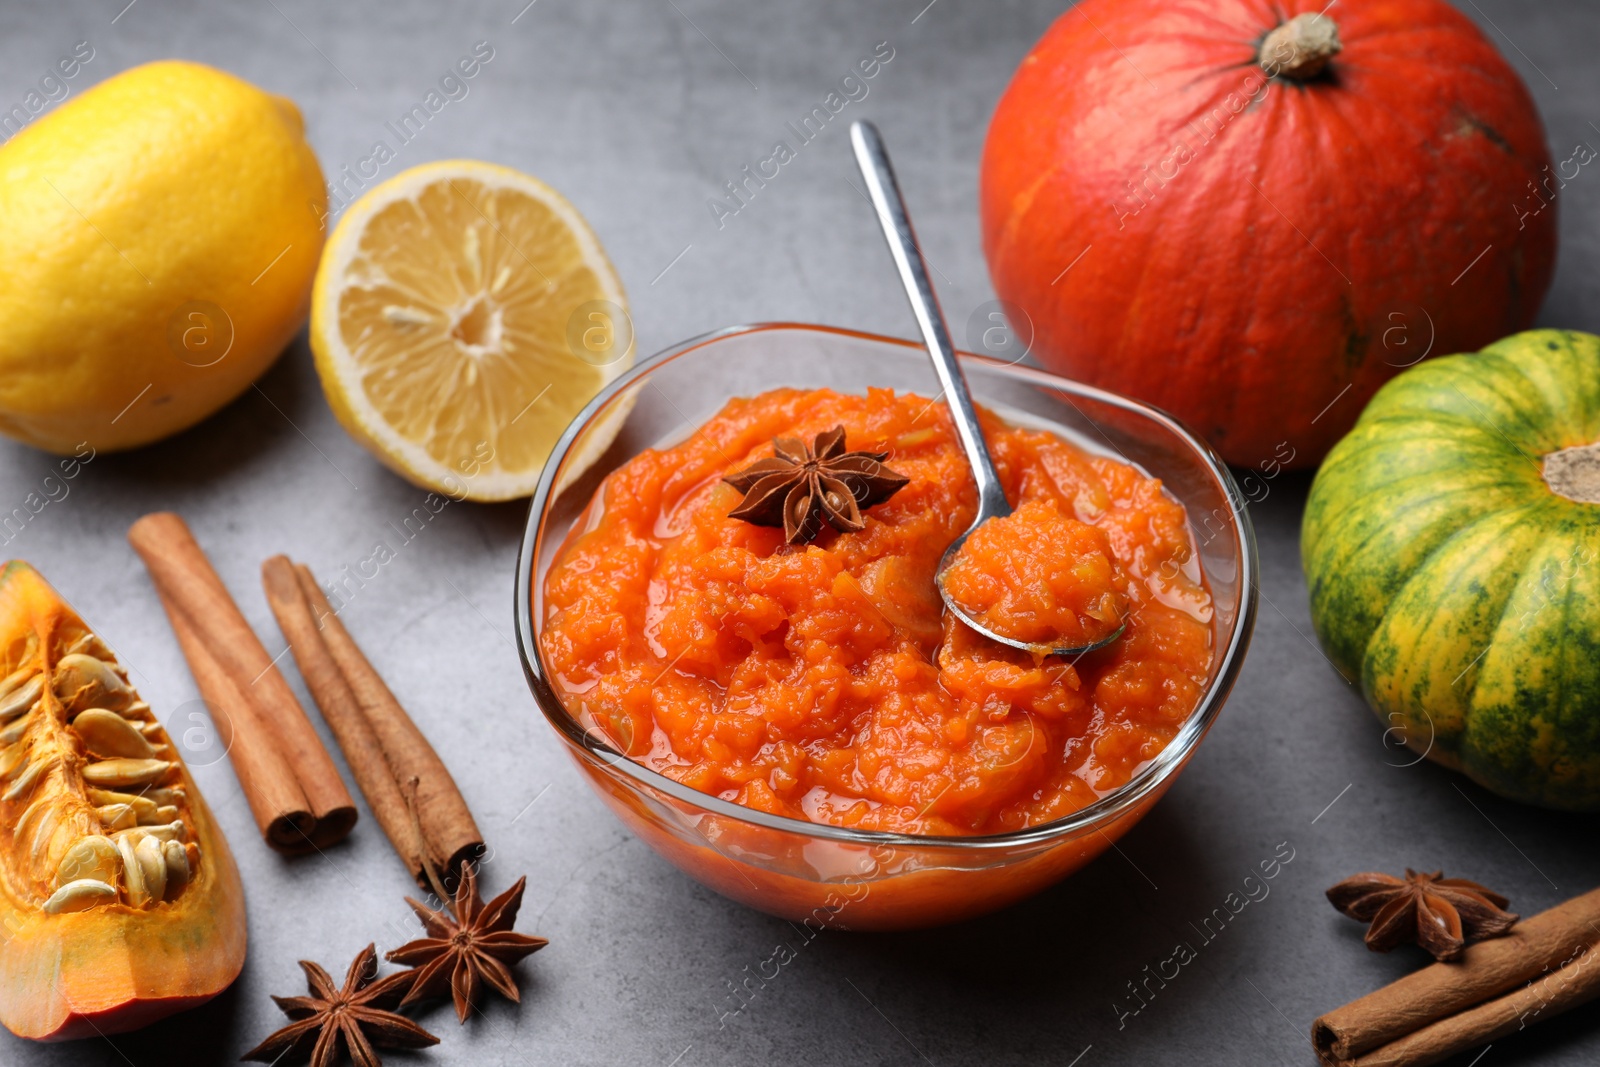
[[2, 1, 1598, 1064]]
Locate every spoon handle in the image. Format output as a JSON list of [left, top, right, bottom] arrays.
[[850, 120, 1011, 521]]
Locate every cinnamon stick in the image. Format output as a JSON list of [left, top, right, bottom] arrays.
[[163, 604, 314, 849], [129, 513, 357, 851], [1334, 940, 1600, 1066], [262, 556, 429, 880], [261, 559, 482, 890], [1315, 887, 1600, 1065], [296, 563, 483, 880]]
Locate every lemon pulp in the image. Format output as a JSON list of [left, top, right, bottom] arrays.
[[312, 161, 631, 500]]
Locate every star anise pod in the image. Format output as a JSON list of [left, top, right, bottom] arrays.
[[1327, 869, 1519, 961], [722, 425, 909, 544], [385, 864, 549, 1023], [242, 943, 437, 1067]]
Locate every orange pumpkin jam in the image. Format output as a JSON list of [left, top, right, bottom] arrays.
[[940, 497, 1128, 648], [540, 388, 1213, 835]]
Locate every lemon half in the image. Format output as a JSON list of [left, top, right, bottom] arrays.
[[311, 160, 633, 501]]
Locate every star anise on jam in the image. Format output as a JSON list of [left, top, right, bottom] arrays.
[[722, 425, 909, 544], [385, 864, 549, 1023], [242, 943, 437, 1067], [1327, 869, 1519, 961]]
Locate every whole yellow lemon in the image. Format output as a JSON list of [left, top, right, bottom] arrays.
[[0, 60, 327, 453]]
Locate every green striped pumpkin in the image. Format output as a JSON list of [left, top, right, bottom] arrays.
[[1303, 329, 1600, 811]]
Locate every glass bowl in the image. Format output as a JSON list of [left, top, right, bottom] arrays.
[[514, 323, 1257, 930]]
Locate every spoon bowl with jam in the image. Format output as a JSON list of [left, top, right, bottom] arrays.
[[851, 120, 1127, 657]]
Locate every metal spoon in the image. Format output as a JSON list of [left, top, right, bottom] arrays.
[[849, 120, 1125, 658]]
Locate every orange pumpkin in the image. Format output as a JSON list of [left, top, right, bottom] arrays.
[[980, 0, 1557, 468], [0, 561, 244, 1041]]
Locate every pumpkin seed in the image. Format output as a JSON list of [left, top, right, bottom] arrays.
[[95, 804, 137, 831], [86, 788, 158, 821], [42, 878, 118, 914], [116, 835, 148, 906], [161, 840, 189, 899], [81, 758, 171, 788], [0, 665, 36, 701], [0, 717, 29, 745], [56, 835, 119, 887], [16, 794, 53, 847], [52, 654, 132, 712], [29, 806, 61, 860], [152, 805, 179, 823], [72, 709, 158, 759], [2, 756, 53, 801], [133, 836, 166, 904], [0, 675, 43, 722], [114, 820, 185, 843], [0, 742, 28, 779], [64, 632, 113, 660]]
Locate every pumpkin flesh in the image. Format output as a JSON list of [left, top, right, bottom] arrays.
[[0, 561, 245, 1040]]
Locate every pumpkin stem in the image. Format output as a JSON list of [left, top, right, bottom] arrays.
[[1544, 442, 1600, 504], [1260, 13, 1342, 80]]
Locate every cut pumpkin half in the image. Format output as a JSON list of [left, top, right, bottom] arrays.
[[0, 561, 245, 1041]]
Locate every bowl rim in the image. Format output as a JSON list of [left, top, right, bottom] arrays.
[[514, 321, 1259, 852]]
